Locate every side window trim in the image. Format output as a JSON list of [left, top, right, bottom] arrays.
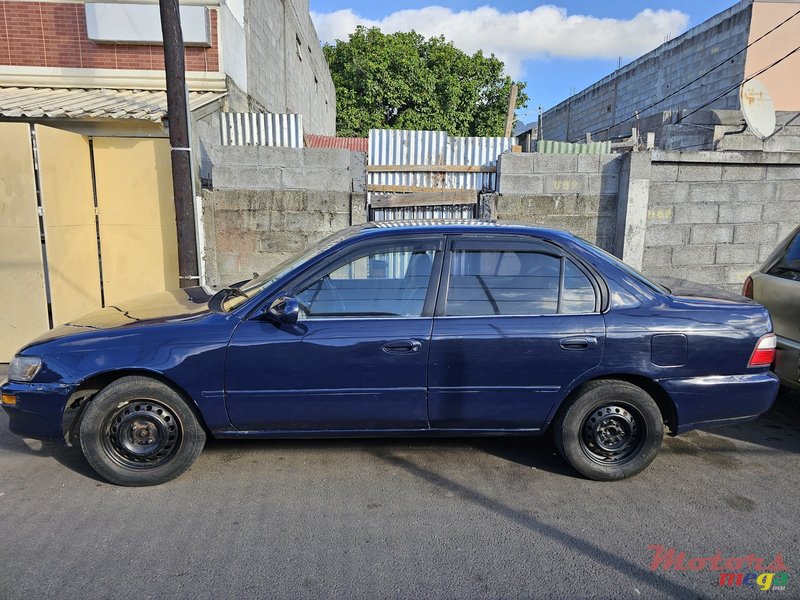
[[562, 252, 604, 314], [281, 235, 445, 320], [557, 256, 566, 314], [435, 234, 603, 318]]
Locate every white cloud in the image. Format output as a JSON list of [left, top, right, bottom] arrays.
[[311, 5, 689, 79]]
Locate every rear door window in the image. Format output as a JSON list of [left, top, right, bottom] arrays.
[[443, 240, 597, 316]]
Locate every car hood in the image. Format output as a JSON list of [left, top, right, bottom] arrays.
[[653, 277, 753, 304], [27, 287, 215, 345]]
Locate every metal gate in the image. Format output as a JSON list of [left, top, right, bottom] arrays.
[[0, 123, 49, 360], [92, 137, 178, 306], [0, 123, 178, 361], [367, 129, 515, 221]]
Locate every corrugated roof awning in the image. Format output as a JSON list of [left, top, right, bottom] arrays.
[[0, 87, 226, 122]]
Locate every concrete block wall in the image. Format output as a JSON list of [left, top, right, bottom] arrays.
[[202, 144, 798, 295], [494, 148, 798, 293], [202, 188, 366, 286], [716, 116, 800, 153], [641, 150, 800, 291], [202, 144, 367, 285], [542, 3, 751, 142], [210, 145, 362, 192], [494, 153, 623, 251], [243, 0, 335, 135]]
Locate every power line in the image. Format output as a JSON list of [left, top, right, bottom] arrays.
[[679, 44, 800, 125], [668, 43, 800, 151], [663, 141, 714, 152], [592, 7, 800, 139]]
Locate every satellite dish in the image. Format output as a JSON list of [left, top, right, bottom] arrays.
[[740, 79, 776, 140]]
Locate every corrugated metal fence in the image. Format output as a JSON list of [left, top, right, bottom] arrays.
[[368, 129, 515, 221], [536, 139, 612, 154], [219, 112, 304, 148]]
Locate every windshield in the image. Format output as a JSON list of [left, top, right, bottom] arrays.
[[219, 227, 359, 311]]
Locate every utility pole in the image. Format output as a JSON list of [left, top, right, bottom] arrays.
[[504, 83, 518, 138], [537, 106, 543, 141], [159, 0, 199, 288]]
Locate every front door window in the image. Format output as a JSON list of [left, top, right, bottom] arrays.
[[296, 243, 437, 319]]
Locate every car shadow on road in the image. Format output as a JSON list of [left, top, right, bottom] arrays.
[[368, 447, 697, 599], [4, 382, 797, 486], [201, 433, 582, 478], [0, 432, 106, 483], [0, 413, 105, 482], [710, 387, 800, 454], [467, 434, 580, 478]]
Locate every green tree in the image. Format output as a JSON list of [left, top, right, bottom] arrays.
[[323, 27, 528, 138]]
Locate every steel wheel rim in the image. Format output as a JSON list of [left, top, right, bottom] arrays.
[[579, 402, 646, 466], [101, 399, 182, 469]]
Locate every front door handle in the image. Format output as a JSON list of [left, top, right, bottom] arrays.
[[382, 339, 423, 354], [560, 336, 597, 350]]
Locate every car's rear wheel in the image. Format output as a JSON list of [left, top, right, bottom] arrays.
[[553, 380, 664, 481], [79, 376, 206, 486]]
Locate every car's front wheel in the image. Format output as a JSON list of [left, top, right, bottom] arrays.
[[79, 376, 206, 486], [553, 380, 664, 481]]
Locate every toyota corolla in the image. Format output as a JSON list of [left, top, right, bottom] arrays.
[[1, 222, 779, 485]]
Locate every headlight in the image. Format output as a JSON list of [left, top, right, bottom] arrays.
[[8, 356, 42, 382]]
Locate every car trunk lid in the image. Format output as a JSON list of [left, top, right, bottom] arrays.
[[653, 276, 755, 304]]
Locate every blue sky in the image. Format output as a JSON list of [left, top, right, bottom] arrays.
[[309, 0, 740, 121]]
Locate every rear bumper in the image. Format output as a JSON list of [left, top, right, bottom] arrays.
[[661, 372, 780, 434], [0, 380, 75, 441], [775, 335, 800, 389]]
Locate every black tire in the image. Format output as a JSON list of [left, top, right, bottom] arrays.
[[553, 380, 664, 481], [79, 376, 206, 486]]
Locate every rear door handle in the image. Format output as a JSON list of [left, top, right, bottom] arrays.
[[560, 336, 597, 350], [382, 339, 423, 354]]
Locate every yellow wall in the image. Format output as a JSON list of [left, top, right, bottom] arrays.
[[93, 137, 179, 305], [36, 125, 103, 326], [0, 125, 179, 360], [746, 2, 800, 111], [0, 124, 50, 361]]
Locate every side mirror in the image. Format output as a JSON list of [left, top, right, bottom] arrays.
[[266, 295, 300, 324]]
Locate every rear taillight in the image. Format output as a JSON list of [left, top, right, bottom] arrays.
[[748, 333, 776, 368], [742, 276, 753, 299]]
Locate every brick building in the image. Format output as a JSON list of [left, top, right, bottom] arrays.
[[0, 0, 335, 131], [0, 2, 220, 72]]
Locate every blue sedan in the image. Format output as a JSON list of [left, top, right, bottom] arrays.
[[1, 222, 779, 485]]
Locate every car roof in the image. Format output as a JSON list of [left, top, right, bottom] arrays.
[[352, 220, 579, 243]]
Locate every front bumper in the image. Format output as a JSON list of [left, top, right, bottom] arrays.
[[1, 380, 76, 441], [661, 372, 780, 434], [775, 335, 800, 390]]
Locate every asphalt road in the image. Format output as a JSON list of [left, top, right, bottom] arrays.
[[1, 364, 798, 599]]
